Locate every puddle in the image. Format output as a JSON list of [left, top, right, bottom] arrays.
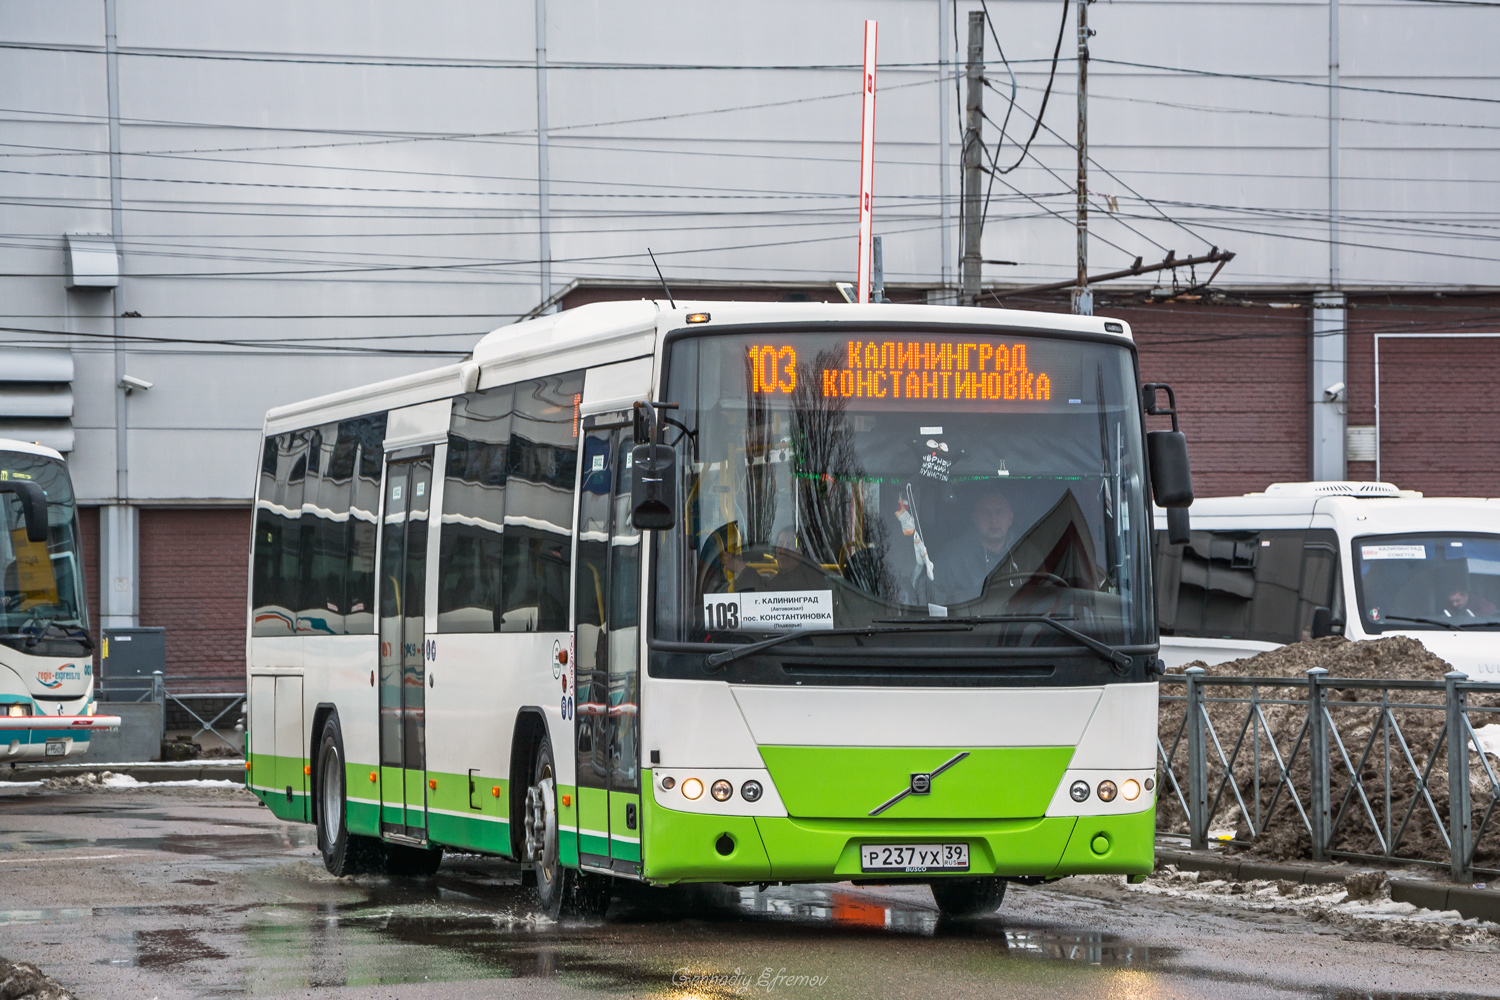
[[0, 907, 91, 928], [95, 829, 317, 858], [104, 928, 230, 969], [0, 833, 92, 852]]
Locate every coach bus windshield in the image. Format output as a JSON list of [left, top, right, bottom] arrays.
[[0, 451, 89, 657], [654, 330, 1152, 651]]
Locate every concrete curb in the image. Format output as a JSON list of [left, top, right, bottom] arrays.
[[1157, 847, 1500, 924], [2, 760, 246, 783]]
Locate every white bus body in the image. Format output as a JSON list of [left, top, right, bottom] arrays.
[[1155, 481, 1500, 680], [248, 301, 1167, 913]]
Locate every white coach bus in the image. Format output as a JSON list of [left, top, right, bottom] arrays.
[[1, 439, 105, 759], [1155, 481, 1500, 678], [246, 300, 1192, 917]]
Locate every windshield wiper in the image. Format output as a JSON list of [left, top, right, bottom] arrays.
[[22, 618, 93, 649], [702, 623, 974, 672], [880, 614, 1132, 670], [1379, 614, 1460, 632]]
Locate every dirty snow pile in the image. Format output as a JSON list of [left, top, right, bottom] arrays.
[[0, 956, 74, 1000], [1158, 636, 1500, 869], [37, 772, 241, 791], [1133, 864, 1500, 951]]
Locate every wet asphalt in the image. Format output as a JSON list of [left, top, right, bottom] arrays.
[[0, 782, 1495, 999]]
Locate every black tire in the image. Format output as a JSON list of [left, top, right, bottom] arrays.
[[525, 737, 611, 920], [315, 715, 382, 876], [930, 877, 1007, 918]]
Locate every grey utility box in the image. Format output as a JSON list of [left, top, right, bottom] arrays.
[[101, 626, 166, 701]]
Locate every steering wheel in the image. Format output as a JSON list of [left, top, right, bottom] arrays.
[[987, 570, 1072, 589]]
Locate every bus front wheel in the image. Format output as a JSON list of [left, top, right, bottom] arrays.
[[315, 715, 382, 876], [930, 877, 1007, 918], [525, 738, 610, 920]]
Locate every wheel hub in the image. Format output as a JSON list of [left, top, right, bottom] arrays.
[[523, 776, 557, 872]]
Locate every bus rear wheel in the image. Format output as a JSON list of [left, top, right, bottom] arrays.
[[930, 877, 1007, 918], [525, 737, 610, 920], [315, 715, 382, 876]]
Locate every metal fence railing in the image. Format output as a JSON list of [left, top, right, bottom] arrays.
[[98, 672, 245, 753], [1158, 668, 1500, 882]]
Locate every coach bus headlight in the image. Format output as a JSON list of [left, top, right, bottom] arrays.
[[1097, 780, 1118, 803], [661, 776, 676, 790], [1069, 780, 1090, 803], [741, 780, 763, 802], [1121, 778, 1141, 801], [710, 779, 733, 802], [681, 777, 704, 800], [6, 704, 29, 718]]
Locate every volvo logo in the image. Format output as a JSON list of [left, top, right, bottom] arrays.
[[869, 751, 970, 816]]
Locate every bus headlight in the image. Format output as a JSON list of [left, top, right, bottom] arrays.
[[1097, 780, 1118, 803], [681, 777, 704, 800], [1121, 778, 1141, 801], [1069, 780, 1090, 802], [741, 780, 763, 802], [710, 779, 733, 802], [6, 704, 28, 718]]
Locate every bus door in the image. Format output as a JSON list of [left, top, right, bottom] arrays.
[[378, 448, 433, 841], [574, 423, 643, 875]]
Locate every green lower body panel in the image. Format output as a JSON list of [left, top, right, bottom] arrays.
[[1052, 804, 1157, 876], [248, 751, 309, 822], [641, 796, 773, 883]]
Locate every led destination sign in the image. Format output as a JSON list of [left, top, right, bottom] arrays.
[[748, 340, 1053, 402]]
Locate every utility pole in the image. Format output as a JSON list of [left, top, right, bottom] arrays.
[[535, 0, 553, 311], [937, 0, 953, 297], [960, 11, 984, 304], [1072, 0, 1093, 316]]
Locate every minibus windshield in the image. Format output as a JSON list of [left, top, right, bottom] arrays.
[[653, 329, 1153, 651], [1354, 533, 1500, 631]]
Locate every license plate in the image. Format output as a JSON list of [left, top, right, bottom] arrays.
[[44, 740, 66, 757], [860, 842, 969, 873]]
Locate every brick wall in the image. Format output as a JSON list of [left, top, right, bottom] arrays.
[[1347, 295, 1500, 494], [139, 508, 250, 687]]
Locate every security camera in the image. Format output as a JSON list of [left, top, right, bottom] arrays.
[[1323, 381, 1345, 402], [118, 375, 153, 393]]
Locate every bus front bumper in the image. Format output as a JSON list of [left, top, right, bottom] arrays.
[[639, 798, 1156, 884]]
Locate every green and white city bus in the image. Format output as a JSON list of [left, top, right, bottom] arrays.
[[245, 301, 1191, 917], [1, 439, 105, 760]]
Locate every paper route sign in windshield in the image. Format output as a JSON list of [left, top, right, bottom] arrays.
[[703, 591, 834, 632]]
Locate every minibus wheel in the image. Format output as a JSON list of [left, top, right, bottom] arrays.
[[930, 877, 1007, 918], [315, 715, 382, 876], [526, 737, 610, 919]]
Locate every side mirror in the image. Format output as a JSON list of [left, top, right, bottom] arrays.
[[1310, 606, 1344, 639], [1166, 506, 1191, 546], [630, 444, 677, 530], [0, 481, 49, 543], [1147, 430, 1194, 508]]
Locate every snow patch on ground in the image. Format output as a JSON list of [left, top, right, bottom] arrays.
[[1128, 865, 1500, 951]]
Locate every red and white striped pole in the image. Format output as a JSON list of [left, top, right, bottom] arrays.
[[855, 19, 878, 303]]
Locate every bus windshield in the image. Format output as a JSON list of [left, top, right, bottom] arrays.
[[1354, 533, 1500, 631], [654, 330, 1153, 651], [0, 451, 89, 656]]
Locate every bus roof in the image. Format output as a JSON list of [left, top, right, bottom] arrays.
[[266, 299, 1135, 433], [0, 438, 65, 462], [1155, 481, 1500, 534]]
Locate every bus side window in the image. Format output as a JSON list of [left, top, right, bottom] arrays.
[[438, 385, 514, 633], [1161, 529, 1314, 644], [500, 370, 584, 633], [252, 430, 309, 637], [1298, 532, 1341, 640]]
